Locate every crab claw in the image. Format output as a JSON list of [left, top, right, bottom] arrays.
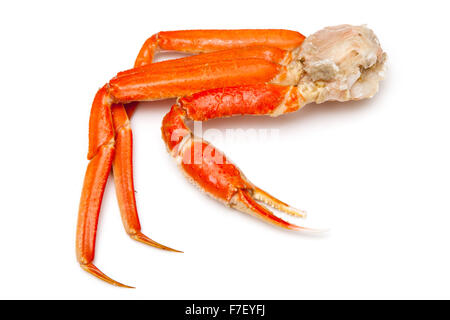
[[161, 102, 318, 231]]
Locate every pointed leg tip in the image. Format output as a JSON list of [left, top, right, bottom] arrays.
[[80, 263, 134, 288], [110, 281, 135, 289], [165, 247, 184, 254], [117, 283, 136, 289], [131, 232, 182, 253]]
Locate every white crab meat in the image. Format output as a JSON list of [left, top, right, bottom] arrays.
[[295, 24, 387, 104]]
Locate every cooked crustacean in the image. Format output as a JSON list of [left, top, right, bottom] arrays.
[[77, 24, 386, 287]]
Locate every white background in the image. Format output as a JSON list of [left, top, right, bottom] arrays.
[[1, 0, 449, 299]]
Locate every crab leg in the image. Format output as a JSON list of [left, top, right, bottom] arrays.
[[125, 46, 292, 116], [122, 46, 293, 78], [77, 92, 180, 288], [77, 87, 133, 288], [161, 84, 314, 230], [111, 104, 181, 252], [109, 58, 283, 102], [77, 98, 180, 287], [134, 29, 305, 67], [178, 84, 304, 120]]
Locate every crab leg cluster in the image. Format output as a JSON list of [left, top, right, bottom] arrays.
[[77, 26, 387, 287]]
